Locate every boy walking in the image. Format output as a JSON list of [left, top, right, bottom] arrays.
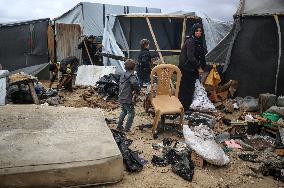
[[117, 59, 140, 132]]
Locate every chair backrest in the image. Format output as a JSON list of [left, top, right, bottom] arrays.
[[150, 64, 182, 98]]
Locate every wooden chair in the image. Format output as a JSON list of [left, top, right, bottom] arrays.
[[150, 64, 184, 136]]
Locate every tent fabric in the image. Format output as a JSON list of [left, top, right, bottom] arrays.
[[238, 0, 284, 16], [102, 18, 126, 73], [206, 0, 284, 97], [0, 18, 50, 73], [54, 2, 161, 36], [113, 14, 202, 59], [169, 11, 232, 52]]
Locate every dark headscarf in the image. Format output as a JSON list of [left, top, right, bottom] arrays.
[[190, 23, 204, 40]]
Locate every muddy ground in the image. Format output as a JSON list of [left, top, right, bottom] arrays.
[[42, 81, 284, 188]]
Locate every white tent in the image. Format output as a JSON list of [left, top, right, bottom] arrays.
[[54, 2, 161, 36]]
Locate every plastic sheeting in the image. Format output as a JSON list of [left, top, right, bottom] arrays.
[[102, 18, 126, 73], [206, 0, 284, 97], [0, 70, 9, 106], [169, 11, 232, 52], [183, 124, 230, 166], [0, 18, 49, 72], [190, 80, 216, 112], [54, 2, 161, 36], [240, 0, 284, 16], [75, 65, 117, 87]]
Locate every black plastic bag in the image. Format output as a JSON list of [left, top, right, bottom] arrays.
[[171, 155, 195, 182], [112, 129, 143, 172]]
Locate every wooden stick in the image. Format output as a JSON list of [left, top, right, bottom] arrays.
[[27, 82, 39, 105], [181, 17, 187, 49], [146, 17, 165, 64], [83, 40, 94, 65], [122, 49, 181, 52]]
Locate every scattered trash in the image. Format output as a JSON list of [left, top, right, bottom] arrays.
[[225, 139, 242, 149], [151, 147, 194, 182], [111, 129, 144, 172], [215, 132, 230, 143], [186, 112, 216, 128], [183, 124, 230, 166], [260, 161, 284, 182], [96, 74, 120, 97], [239, 153, 258, 163], [45, 96, 63, 106]]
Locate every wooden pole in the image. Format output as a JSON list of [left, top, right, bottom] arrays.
[[28, 82, 39, 105], [146, 17, 165, 64], [83, 40, 94, 65], [181, 17, 187, 49]]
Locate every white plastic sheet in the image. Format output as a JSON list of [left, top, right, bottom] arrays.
[[75, 65, 116, 87], [102, 18, 125, 73], [190, 80, 216, 112], [183, 124, 230, 166]]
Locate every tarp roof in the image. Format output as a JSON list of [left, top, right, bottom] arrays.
[[0, 18, 50, 27], [54, 2, 161, 36], [236, 0, 284, 16]]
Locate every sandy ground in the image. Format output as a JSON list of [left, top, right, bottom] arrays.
[[41, 82, 284, 188]]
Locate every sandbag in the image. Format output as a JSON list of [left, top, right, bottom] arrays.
[[239, 96, 259, 112], [277, 96, 284, 107], [183, 124, 230, 166], [190, 80, 216, 112]]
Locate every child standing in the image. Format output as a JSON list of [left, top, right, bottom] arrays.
[[137, 39, 152, 87], [117, 59, 140, 132]]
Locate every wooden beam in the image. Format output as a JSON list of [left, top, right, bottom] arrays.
[[122, 49, 181, 52], [146, 17, 165, 64], [27, 82, 39, 105], [120, 14, 199, 19], [181, 17, 187, 49]]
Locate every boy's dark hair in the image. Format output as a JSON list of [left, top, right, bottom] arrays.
[[140, 39, 150, 49], [124, 59, 136, 71]]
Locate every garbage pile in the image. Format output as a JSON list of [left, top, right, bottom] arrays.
[[151, 138, 195, 181], [96, 73, 120, 98]]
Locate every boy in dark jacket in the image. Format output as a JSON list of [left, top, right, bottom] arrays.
[[117, 59, 140, 132], [137, 39, 152, 87]]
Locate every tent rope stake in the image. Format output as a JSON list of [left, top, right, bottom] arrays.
[[274, 14, 282, 95]]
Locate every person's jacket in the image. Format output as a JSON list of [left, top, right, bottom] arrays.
[[78, 40, 95, 60], [118, 71, 140, 104], [60, 56, 79, 75], [137, 49, 151, 70], [179, 36, 207, 72]]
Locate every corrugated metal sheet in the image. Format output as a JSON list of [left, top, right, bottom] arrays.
[[56, 23, 81, 62]]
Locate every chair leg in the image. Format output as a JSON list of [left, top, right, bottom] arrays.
[[152, 110, 161, 134], [179, 108, 184, 126]]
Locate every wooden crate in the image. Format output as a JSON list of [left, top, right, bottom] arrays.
[[191, 151, 205, 168]]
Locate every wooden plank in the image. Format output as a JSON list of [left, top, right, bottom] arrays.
[[119, 14, 199, 19], [180, 17, 187, 49], [27, 82, 39, 105], [146, 17, 165, 64], [122, 49, 181, 52]]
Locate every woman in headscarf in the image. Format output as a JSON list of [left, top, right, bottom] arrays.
[[178, 23, 207, 111]]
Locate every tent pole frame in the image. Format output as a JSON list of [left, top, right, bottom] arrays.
[[146, 17, 165, 64], [274, 14, 282, 95], [181, 17, 187, 49]]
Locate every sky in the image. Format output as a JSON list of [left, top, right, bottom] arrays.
[[0, 0, 239, 22]]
